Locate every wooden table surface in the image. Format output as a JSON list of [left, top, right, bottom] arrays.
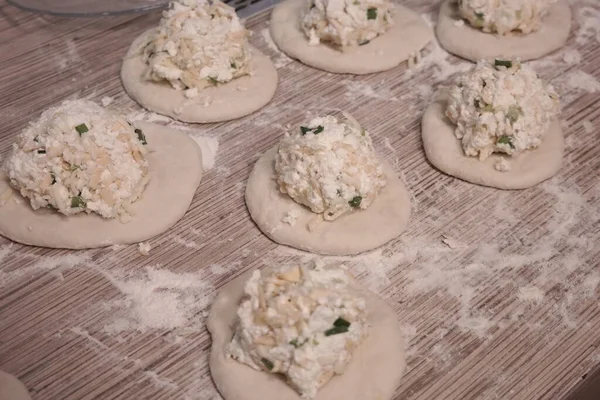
[[1, 1, 599, 399]]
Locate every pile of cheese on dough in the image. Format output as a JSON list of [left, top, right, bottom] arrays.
[[4, 99, 150, 220], [228, 262, 369, 399], [446, 58, 559, 171], [275, 114, 386, 220], [302, 0, 394, 48], [142, 0, 251, 96], [457, 0, 556, 35]]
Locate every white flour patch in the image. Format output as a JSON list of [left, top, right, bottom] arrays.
[[582, 120, 594, 133], [259, 28, 293, 69], [564, 70, 600, 93], [342, 80, 398, 102], [575, 6, 600, 45], [518, 286, 545, 304], [144, 371, 178, 390], [191, 135, 219, 171], [170, 234, 201, 249]]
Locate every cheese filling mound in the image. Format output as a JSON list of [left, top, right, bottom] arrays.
[[142, 0, 251, 93], [457, 0, 555, 35], [301, 0, 394, 48], [228, 262, 369, 399], [275, 114, 386, 221], [446, 59, 559, 170], [4, 100, 150, 219]]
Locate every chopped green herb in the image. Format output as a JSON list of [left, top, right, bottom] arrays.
[[325, 325, 349, 336], [497, 135, 515, 148], [361, 129, 366, 136], [474, 99, 481, 108], [75, 123, 88, 135], [46, 204, 56, 210], [359, 40, 370, 46], [506, 105, 522, 123], [516, 9, 522, 19], [474, 12, 484, 27], [300, 126, 324, 135], [70, 164, 80, 172], [482, 104, 494, 112], [333, 317, 351, 328], [37, 149, 46, 154], [367, 7, 377, 20], [300, 126, 311, 135], [135, 128, 147, 145], [230, 62, 237, 69], [71, 196, 86, 208], [349, 196, 362, 208], [313, 125, 324, 134], [353, 0, 359, 4], [312, 339, 320, 345], [261, 358, 274, 371], [494, 59, 513, 69], [290, 338, 308, 348], [208, 76, 219, 85]]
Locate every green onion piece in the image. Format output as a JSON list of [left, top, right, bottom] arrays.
[[75, 123, 88, 135], [70, 165, 80, 171], [349, 196, 362, 208], [333, 317, 351, 328], [261, 358, 274, 371], [482, 104, 494, 112], [37, 149, 46, 154], [313, 125, 324, 135], [71, 196, 86, 208], [47, 204, 56, 210], [208, 77, 219, 85], [290, 338, 308, 348], [230, 62, 237, 69], [367, 7, 377, 20], [516, 9, 523, 19], [494, 59, 513, 68], [135, 128, 147, 145], [312, 339, 320, 345], [506, 105, 522, 123], [324, 325, 349, 336], [474, 12, 484, 27], [497, 135, 515, 149], [300, 126, 311, 135], [359, 40, 370, 46]]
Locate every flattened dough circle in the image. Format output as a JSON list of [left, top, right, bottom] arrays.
[[436, 0, 572, 62], [0, 122, 203, 249], [270, 0, 433, 74], [208, 272, 406, 400], [421, 93, 564, 189], [0, 372, 31, 400], [245, 147, 411, 256], [121, 29, 278, 123]]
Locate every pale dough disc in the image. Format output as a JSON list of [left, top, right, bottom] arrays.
[[121, 29, 278, 123], [270, 0, 433, 74], [0, 122, 203, 249], [0, 371, 31, 400], [208, 272, 406, 400], [245, 147, 411, 256], [421, 92, 564, 189], [436, 0, 572, 62]]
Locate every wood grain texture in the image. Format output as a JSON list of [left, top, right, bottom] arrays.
[[0, 1, 599, 400]]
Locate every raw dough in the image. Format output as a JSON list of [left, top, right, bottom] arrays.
[[0, 371, 31, 400], [421, 92, 564, 189], [270, 0, 433, 74], [208, 271, 406, 400], [0, 122, 203, 249], [245, 147, 411, 255], [121, 29, 278, 123], [436, 0, 572, 62]]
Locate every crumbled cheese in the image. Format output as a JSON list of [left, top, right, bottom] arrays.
[[143, 0, 251, 91], [275, 114, 386, 221], [562, 49, 581, 65], [453, 19, 465, 27], [101, 96, 114, 107], [4, 100, 150, 219], [495, 157, 511, 172], [282, 209, 300, 226], [184, 87, 199, 99], [301, 0, 394, 49], [138, 242, 152, 255], [446, 59, 559, 161], [228, 262, 369, 399], [458, 0, 556, 35]]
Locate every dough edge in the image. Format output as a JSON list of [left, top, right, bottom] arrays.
[[421, 92, 564, 189], [245, 147, 411, 256], [121, 29, 279, 123], [0, 371, 31, 400], [207, 271, 406, 400], [270, 0, 433, 74], [0, 122, 203, 249]]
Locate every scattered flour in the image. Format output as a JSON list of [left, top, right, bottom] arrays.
[[101, 96, 114, 107], [575, 6, 600, 45], [518, 286, 545, 304], [583, 120, 594, 133], [565, 70, 600, 93], [260, 28, 293, 69], [191, 135, 219, 171], [138, 242, 152, 256]]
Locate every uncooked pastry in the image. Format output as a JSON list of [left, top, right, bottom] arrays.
[[436, 0, 572, 62], [0, 371, 31, 400], [0, 122, 203, 249], [121, 29, 278, 123], [245, 147, 411, 255], [421, 92, 564, 189], [208, 271, 406, 400], [270, 0, 433, 74]]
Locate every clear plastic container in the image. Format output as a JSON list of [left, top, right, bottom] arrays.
[[6, 0, 169, 16]]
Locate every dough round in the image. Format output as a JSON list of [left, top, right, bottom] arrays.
[[270, 0, 433, 74], [0, 371, 31, 400], [0, 122, 203, 249], [245, 147, 411, 255], [121, 29, 278, 123], [208, 272, 406, 400], [421, 92, 564, 189], [436, 0, 572, 62]]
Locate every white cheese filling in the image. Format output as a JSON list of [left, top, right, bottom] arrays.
[[275, 114, 386, 221], [4, 100, 150, 220], [142, 0, 251, 91], [228, 262, 369, 399], [301, 0, 394, 49], [457, 0, 556, 35], [445, 59, 559, 168]]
